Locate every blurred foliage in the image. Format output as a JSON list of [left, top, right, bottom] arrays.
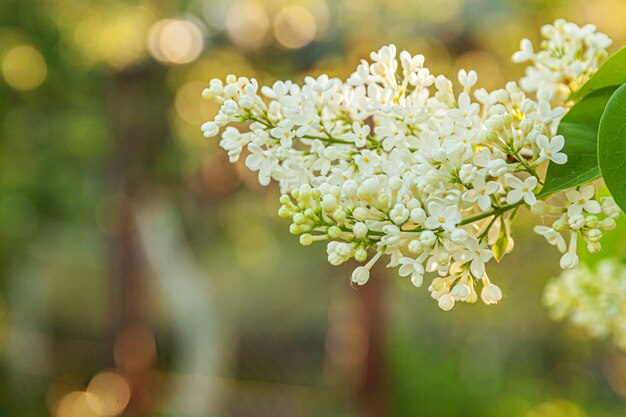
[[1, 0, 626, 416]]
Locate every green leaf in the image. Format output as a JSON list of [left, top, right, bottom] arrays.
[[491, 217, 508, 263], [571, 46, 626, 101], [598, 83, 626, 213], [539, 87, 616, 196]]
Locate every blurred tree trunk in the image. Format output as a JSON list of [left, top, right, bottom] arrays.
[[105, 65, 170, 417], [354, 267, 388, 417]]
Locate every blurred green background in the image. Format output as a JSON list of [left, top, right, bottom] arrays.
[[2, 0, 626, 416]]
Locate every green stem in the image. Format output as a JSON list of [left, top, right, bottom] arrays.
[[459, 201, 523, 226]]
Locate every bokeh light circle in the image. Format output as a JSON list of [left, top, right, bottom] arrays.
[[2, 45, 47, 91], [273, 6, 317, 49], [226, 0, 270, 49], [148, 18, 205, 65], [86, 371, 131, 416]]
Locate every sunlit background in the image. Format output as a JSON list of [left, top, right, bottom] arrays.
[[2, 0, 626, 416]]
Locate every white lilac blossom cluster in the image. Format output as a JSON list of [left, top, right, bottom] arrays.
[[544, 260, 626, 350], [201, 19, 616, 311]]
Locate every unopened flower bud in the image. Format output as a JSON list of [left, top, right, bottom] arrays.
[[321, 194, 338, 212], [481, 284, 503, 305], [343, 180, 358, 198], [451, 283, 470, 301], [353, 207, 369, 221], [584, 228, 602, 242], [389, 176, 402, 192], [568, 214, 585, 230], [438, 293, 455, 311], [354, 247, 368, 262], [584, 215, 599, 228], [553, 218, 567, 232], [333, 209, 347, 223], [450, 229, 468, 245], [587, 241, 601, 254], [560, 252, 579, 270], [351, 266, 370, 285], [377, 194, 391, 210], [353, 222, 368, 239], [328, 226, 342, 239], [299, 234, 313, 246], [408, 239, 422, 253], [278, 206, 292, 218], [430, 277, 445, 292], [410, 208, 426, 224], [420, 230, 437, 247], [601, 218, 617, 231], [293, 213, 307, 224]]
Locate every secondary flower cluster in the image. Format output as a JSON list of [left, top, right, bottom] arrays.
[[201, 20, 614, 310], [513, 19, 612, 102], [544, 260, 626, 350]]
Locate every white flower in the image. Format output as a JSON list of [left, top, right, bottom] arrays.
[[454, 238, 493, 278], [389, 203, 409, 225], [458, 69, 478, 90], [425, 201, 461, 232], [345, 122, 371, 147], [261, 80, 292, 99], [245, 144, 274, 186], [481, 283, 503, 305], [305, 74, 334, 93], [398, 257, 425, 287], [448, 92, 479, 120], [202, 24, 618, 311], [512, 38, 534, 63], [354, 150, 381, 176], [462, 178, 499, 211], [537, 134, 567, 164], [566, 185, 601, 216], [270, 120, 296, 147], [505, 175, 538, 205], [375, 122, 406, 151]]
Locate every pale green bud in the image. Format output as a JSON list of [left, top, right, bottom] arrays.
[[353, 207, 369, 221], [584, 228, 602, 242], [328, 226, 342, 239], [299, 233, 313, 246], [279, 194, 292, 205], [333, 209, 347, 223], [377, 194, 391, 210], [321, 194, 338, 212], [587, 241, 601, 254], [293, 213, 307, 225], [278, 206, 292, 219], [553, 218, 567, 232], [584, 215, 599, 228], [601, 218, 617, 231], [354, 247, 368, 262]]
